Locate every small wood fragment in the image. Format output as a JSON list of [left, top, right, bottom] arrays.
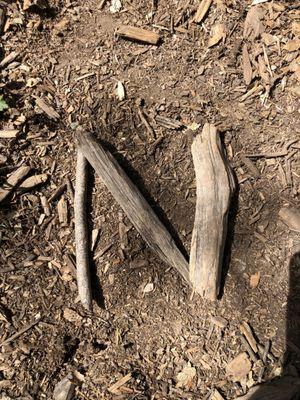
[[0, 129, 19, 139], [57, 195, 68, 225], [189, 123, 234, 300], [0, 51, 19, 68], [40, 195, 51, 216], [75, 150, 92, 311], [136, 103, 156, 139], [194, 0, 212, 23], [210, 315, 228, 329], [240, 321, 258, 353], [108, 373, 132, 394], [208, 23, 226, 47], [0, 165, 31, 202], [240, 335, 258, 362], [117, 25, 160, 45], [226, 352, 251, 381], [34, 96, 60, 120], [240, 155, 260, 178], [49, 183, 67, 202], [279, 206, 300, 233], [155, 115, 183, 130], [211, 389, 225, 400], [76, 131, 190, 284], [53, 374, 76, 400], [18, 174, 48, 191], [242, 44, 252, 85]]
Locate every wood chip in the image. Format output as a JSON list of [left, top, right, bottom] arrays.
[[108, 373, 132, 394], [240, 321, 258, 353], [0, 51, 19, 68], [18, 174, 48, 191], [243, 6, 264, 39], [63, 308, 82, 324], [0, 129, 19, 138], [0, 165, 31, 202], [211, 389, 225, 400], [250, 271, 260, 288], [116, 81, 125, 101], [176, 364, 196, 389], [194, 0, 213, 24], [242, 44, 252, 85], [117, 25, 160, 45], [53, 374, 76, 400], [279, 206, 300, 233], [208, 23, 226, 47], [34, 96, 60, 120], [284, 39, 300, 52], [210, 315, 228, 329], [226, 352, 251, 381], [57, 195, 68, 224]]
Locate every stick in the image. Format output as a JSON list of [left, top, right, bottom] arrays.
[[190, 124, 234, 300], [116, 25, 160, 45], [0, 165, 31, 203], [75, 150, 92, 311], [0, 317, 41, 347], [76, 131, 190, 284]]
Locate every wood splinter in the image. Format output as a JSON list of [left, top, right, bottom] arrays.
[[76, 131, 190, 285], [190, 123, 234, 300], [75, 149, 92, 311], [116, 25, 160, 45]]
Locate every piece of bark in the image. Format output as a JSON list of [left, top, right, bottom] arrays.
[[0, 51, 19, 68], [76, 131, 190, 284], [57, 195, 68, 225], [117, 25, 160, 45], [75, 150, 92, 311], [240, 321, 258, 353], [34, 96, 60, 120], [189, 124, 234, 300], [242, 43, 252, 85], [18, 173, 48, 191], [0, 129, 19, 138], [240, 154, 260, 178], [40, 195, 51, 216], [108, 373, 132, 394], [279, 206, 300, 233], [0, 6, 6, 34], [0, 165, 31, 203], [194, 0, 212, 23], [53, 374, 76, 400], [237, 375, 300, 400], [226, 352, 252, 381]]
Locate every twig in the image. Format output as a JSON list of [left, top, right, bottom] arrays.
[[0, 317, 41, 347], [75, 149, 92, 311]]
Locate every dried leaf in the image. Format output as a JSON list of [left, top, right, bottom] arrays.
[[244, 6, 264, 39], [208, 23, 226, 47], [226, 352, 251, 381], [116, 81, 125, 101], [176, 363, 196, 388], [194, 0, 212, 24], [242, 44, 252, 85], [250, 271, 260, 288]]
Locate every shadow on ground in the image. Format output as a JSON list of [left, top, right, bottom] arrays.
[[240, 252, 300, 400]]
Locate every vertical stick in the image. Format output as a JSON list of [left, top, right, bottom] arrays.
[[190, 123, 234, 300], [75, 150, 92, 311]]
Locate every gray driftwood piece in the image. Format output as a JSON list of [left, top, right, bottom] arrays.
[[190, 123, 234, 300], [75, 149, 92, 311], [77, 131, 190, 284]]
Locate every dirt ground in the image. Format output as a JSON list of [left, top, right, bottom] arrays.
[[0, 0, 299, 399]]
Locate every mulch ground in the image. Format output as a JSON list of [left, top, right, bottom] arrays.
[[0, 0, 299, 399]]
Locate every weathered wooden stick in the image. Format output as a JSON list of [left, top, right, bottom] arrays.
[[116, 25, 160, 45], [75, 150, 92, 311], [76, 131, 190, 284], [190, 123, 234, 300]]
